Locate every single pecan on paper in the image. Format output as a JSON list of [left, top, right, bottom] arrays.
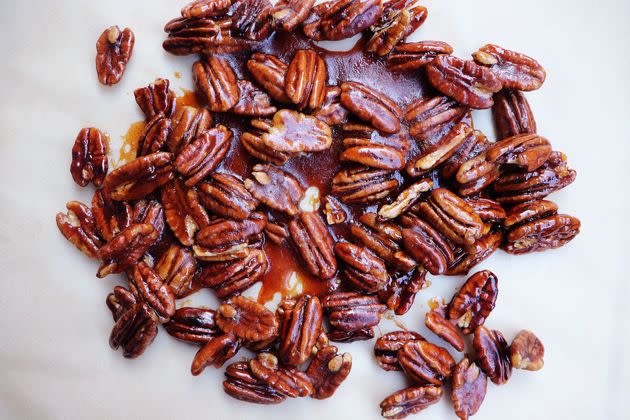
[[191, 333, 242, 374], [380, 385, 442, 419], [473, 44, 546, 91], [134, 78, 177, 120], [448, 270, 498, 334], [473, 325, 512, 385], [374, 330, 425, 371], [96, 26, 134, 85], [164, 307, 218, 344], [161, 178, 210, 246], [289, 212, 337, 279], [56, 201, 103, 259], [451, 357, 487, 420], [510, 330, 545, 371], [199, 172, 259, 220], [425, 311, 464, 352], [245, 164, 305, 216], [70, 128, 108, 187], [104, 152, 174, 201], [306, 345, 352, 399]]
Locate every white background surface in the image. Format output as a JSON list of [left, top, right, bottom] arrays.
[[1, 0, 628, 419]]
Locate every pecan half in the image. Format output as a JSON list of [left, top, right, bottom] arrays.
[[446, 231, 503, 276], [340, 82, 402, 134], [167, 105, 213, 154], [485, 134, 552, 172], [473, 326, 512, 385], [405, 95, 468, 143], [493, 90, 537, 140], [245, 164, 305, 216], [174, 126, 232, 186], [104, 152, 174, 201], [109, 302, 158, 358], [425, 311, 464, 352], [250, 353, 314, 398], [182, 0, 231, 18], [154, 244, 198, 298], [387, 41, 453, 72], [96, 26, 134, 85], [323, 194, 347, 225], [233, 80, 277, 116], [380, 385, 442, 419], [451, 358, 487, 420], [379, 268, 427, 315], [285, 49, 327, 111], [312, 87, 349, 126], [215, 295, 279, 342], [408, 122, 475, 176], [340, 142, 405, 171], [473, 44, 546, 91], [265, 221, 290, 245], [335, 242, 389, 293], [198, 249, 268, 297], [199, 172, 259, 220], [191, 333, 241, 374], [398, 340, 456, 385], [193, 57, 240, 112], [106, 286, 137, 321], [378, 178, 433, 220], [440, 129, 490, 182], [323, 292, 387, 332], [328, 327, 375, 342], [56, 201, 103, 259], [223, 360, 287, 404], [161, 179, 210, 246], [510, 330, 544, 371], [278, 295, 323, 366], [70, 128, 108, 187], [374, 330, 425, 371], [134, 78, 176, 120], [247, 53, 290, 103], [289, 212, 337, 279], [464, 198, 506, 224], [272, 0, 316, 30], [91, 189, 132, 241], [366, 2, 427, 56], [229, 0, 273, 41], [164, 307, 218, 344], [194, 213, 267, 261], [241, 129, 293, 165], [137, 114, 171, 157], [127, 261, 176, 320], [132, 199, 165, 238], [261, 109, 333, 154], [426, 55, 502, 109], [448, 270, 498, 334], [331, 166, 398, 205], [401, 214, 454, 275], [97, 223, 158, 278], [306, 345, 352, 399], [305, 0, 384, 41]]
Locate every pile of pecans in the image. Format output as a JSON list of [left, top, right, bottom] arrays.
[[58, 0, 580, 418]]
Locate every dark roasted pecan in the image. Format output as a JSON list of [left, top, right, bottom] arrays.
[[261, 109, 333, 154], [182, 0, 231, 18], [289, 212, 337, 279], [510, 330, 544, 371], [198, 249, 268, 297], [493, 90, 536, 140], [167, 105, 212, 154], [106, 286, 137, 321], [174, 126, 232, 186], [387, 41, 453, 72], [328, 327, 375, 342], [473, 44, 546, 91], [265, 221, 290, 244], [216, 295, 279, 342], [446, 231, 503, 276], [374, 330, 425, 371], [70, 128, 108, 187], [199, 172, 259, 220], [233, 80, 277, 116], [154, 244, 198, 298], [502, 199, 581, 254], [96, 26, 134, 85], [340, 82, 402, 134], [245, 164, 305, 216], [104, 152, 174, 201], [312, 87, 348, 126], [379, 268, 427, 315], [426, 55, 502, 109], [97, 223, 158, 278], [379, 179, 433, 220], [194, 213, 267, 261], [405, 96, 468, 143], [127, 261, 176, 320], [306, 345, 352, 399], [161, 179, 210, 246], [134, 78, 176, 120], [193, 57, 239, 112], [323, 292, 387, 332], [278, 295, 323, 366], [56, 201, 103, 259], [91, 189, 132, 241], [191, 333, 241, 374], [331, 166, 398, 204], [451, 358, 487, 420], [323, 194, 347, 225], [109, 302, 158, 358], [401, 213, 454, 275], [425, 311, 464, 352], [380, 385, 442, 419], [304, 0, 384, 41], [136, 114, 170, 157], [247, 53, 290, 103], [272, 0, 315, 30], [335, 242, 389, 293], [285, 49, 327, 110], [164, 307, 218, 344], [408, 123, 475, 176], [448, 270, 498, 334], [250, 353, 314, 398], [366, 2, 427, 56], [473, 326, 512, 385], [398, 340, 456, 385], [223, 360, 287, 404]]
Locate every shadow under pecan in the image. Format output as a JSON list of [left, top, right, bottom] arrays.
[[198, 248, 268, 298], [109, 301, 158, 359], [56, 201, 103, 259], [510, 330, 545, 371], [182, 0, 231, 19], [303, 0, 384, 41], [191, 333, 241, 375], [162, 178, 210, 246], [306, 345, 352, 399], [451, 357, 487, 420], [174, 126, 232, 186], [96, 26, 134, 85], [323, 291, 387, 332], [335, 242, 389, 293], [426, 55, 502, 109], [278, 295, 323, 366], [70, 127, 108, 188], [448, 270, 498, 334], [387, 41, 453, 72], [379, 268, 427, 315], [398, 340, 456, 385], [473, 44, 546, 92], [91, 189, 132, 241], [492, 89, 537, 140], [340, 82, 402, 134], [312, 86, 349, 126], [502, 199, 581, 254], [247, 53, 291, 103], [473, 325, 512, 385], [199, 172, 259, 220], [134, 78, 176, 121], [446, 231, 503, 276], [137, 113, 171, 157], [233, 80, 277, 117], [127, 261, 176, 320], [250, 353, 314, 398], [272, 0, 316, 30], [193, 56, 239, 112], [164, 307, 218, 344], [224, 360, 287, 404], [285, 49, 327, 111], [216, 295, 279, 342], [167, 105, 213, 154], [401, 213, 455, 275], [289, 212, 337, 279], [374, 330, 425, 371], [194, 212, 267, 261], [97, 223, 158, 278], [380, 385, 442, 419], [331, 166, 399, 205], [379, 178, 433, 220], [104, 152, 174, 201], [245, 164, 305, 216], [154, 244, 198, 298], [425, 311, 464, 352], [366, 1, 427, 56]]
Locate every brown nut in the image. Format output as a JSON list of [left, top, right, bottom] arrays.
[[233, 80, 277, 117], [405, 95, 468, 143], [56, 201, 103, 259], [249, 353, 314, 398], [425, 311, 464, 352], [473, 326, 512, 385], [70, 128, 108, 188], [161, 178, 211, 246], [510, 330, 545, 371], [486, 134, 552, 172], [193, 56, 240, 112], [446, 231, 503, 276], [387, 41, 453, 72], [97, 223, 158, 278], [182, 0, 231, 18], [335, 242, 389, 293], [104, 152, 174, 201], [440, 129, 491, 182], [398, 340, 456, 385], [174, 125, 232, 186], [164, 307, 218, 344], [247, 53, 291, 103], [272, 0, 316, 30], [91, 189, 132, 242], [154, 244, 198, 298], [106, 286, 137, 321], [136, 114, 171, 157], [261, 109, 333, 154], [340, 143, 406, 171], [285, 49, 327, 110], [451, 358, 488, 420], [327, 327, 375, 343], [331, 166, 398, 205], [473, 44, 546, 91], [229, 0, 273, 42], [163, 15, 251, 56], [134, 78, 176, 121], [448, 270, 498, 334], [322, 291, 387, 332], [191, 333, 241, 374], [194, 213, 267, 261], [312, 86, 349, 126], [167, 105, 212, 154], [401, 214, 455, 275], [223, 360, 287, 404], [127, 261, 176, 320], [215, 295, 279, 342], [132, 199, 165, 238], [380, 385, 442, 419], [265, 221, 290, 245], [306, 345, 352, 399], [289, 212, 337, 279], [366, 3, 427, 56], [241, 130, 293, 165], [408, 122, 474, 176], [245, 164, 305, 216], [96, 26, 134, 85], [492, 89, 537, 140], [198, 248, 268, 298], [374, 330, 425, 371], [278, 295, 323, 366], [378, 178, 433, 220], [199, 172, 259, 220], [306, 0, 384, 41], [109, 302, 158, 358], [340, 82, 402, 134], [323, 194, 347, 225], [379, 268, 427, 315]]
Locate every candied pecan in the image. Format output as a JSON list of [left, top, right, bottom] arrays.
[[448, 270, 498, 334], [278, 295, 323, 366], [106, 286, 137, 321], [174, 126, 232, 186], [164, 307, 218, 344], [323, 194, 347, 225], [241, 130, 292, 165], [109, 302, 158, 358], [331, 166, 398, 205], [305, 0, 384, 41], [473, 44, 546, 91], [510, 330, 545, 371], [198, 249, 268, 297], [96, 26, 134, 85], [193, 57, 239, 112], [229, 0, 273, 41], [199, 172, 259, 220], [306, 345, 352, 399], [191, 333, 241, 374], [223, 360, 287, 404], [366, 2, 427, 56], [312, 87, 348, 126], [378, 178, 433, 220], [289, 212, 337, 279], [154, 244, 198, 298], [182, 0, 231, 18], [132, 199, 165, 238], [97, 223, 158, 278], [464, 198, 505, 224], [398, 340, 456, 385], [451, 358, 487, 420], [426, 55, 502, 109], [502, 200, 581, 254], [379, 268, 427, 315], [408, 123, 475, 176], [486, 133, 552, 172], [56, 201, 103, 259], [161, 179, 210, 246], [285, 49, 327, 110], [136, 114, 171, 157], [387, 41, 453, 72], [380, 385, 442, 419], [261, 109, 333, 154], [446, 231, 503, 276], [250, 353, 314, 398], [245, 164, 305, 216], [335, 242, 389, 293], [91, 189, 132, 241], [167, 105, 212, 154], [440, 129, 490, 181], [374, 330, 425, 371], [493, 90, 537, 140], [425, 311, 464, 352], [323, 292, 386, 332], [473, 326, 512, 385], [233, 80, 277, 116], [454, 154, 502, 197], [405, 96, 468, 143], [194, 213, 267, 261], [272, 0, 315, 30], [247, 53, 290, 103], [70, 128, 108, 187], [127, 261, 176, 320], [401, 214, 454, 275], [104, 152, 174, 201], [340, 143, 405, 171], [340, 82, 402, 134], [215, 295, 279, 342], [134, 78, 176, 120], [265, 221, 290, 245], [328, 327, 375, 342]]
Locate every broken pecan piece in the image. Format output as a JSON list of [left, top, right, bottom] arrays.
[[492, 89, 537, 140], [425, 311, 464, 352], [164, 307, 218, 344], [127, 261, 176, 320], [193, 56, 240, 112], [323, 292, 386, 332], [340, 82, 402, 134], [366, 2, 427, 56], [272, 0, 316, 30], [451, 358, 487, 420], [305, 0, 384, 41], [510, 330, 545, 371], [96, 26, 134, 85], [223, 360, 287, 404], [250, 353, 314, 398], [154, 244, 198, 298], [97, 223, 158, 278], [398, 340, 456, 385], [380, 385, 442, 419], [387, 41, 453, 72], [285, 49, 327, 110], [194, 213, 267, 261], [448, 270, 498, 334], [182, 0, 231, 18], [167, 105, 212, 154], [245, 164, 305, 216], [161, 179, 210, 246], [312, 87, 348, 126], [473, 326, 512, 385], [91, 189, 132, 241], [473, 44, 546, 91], [104, 152, 174, 201], [174, 126, 232, 186], [134, 78, 176, 120], [109, 302, 158, 358], [289, 212, 337, 279], [199, 172, 259, 220], [306, 345, 352, 399], [70, 128, 108, 188], [278, 295, 323, 366], [401, 214, 455, 275], [215, 295, 279, 342], [198, 249, 268, 297], [331, 166, 398, 205], [191, 333, 241, 374], [136, 114, 171, 157], [233, 80, 277, 116], [56, 201, 103, 259], [374, 330, 425, 371], [335, 242, 389, 293]]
